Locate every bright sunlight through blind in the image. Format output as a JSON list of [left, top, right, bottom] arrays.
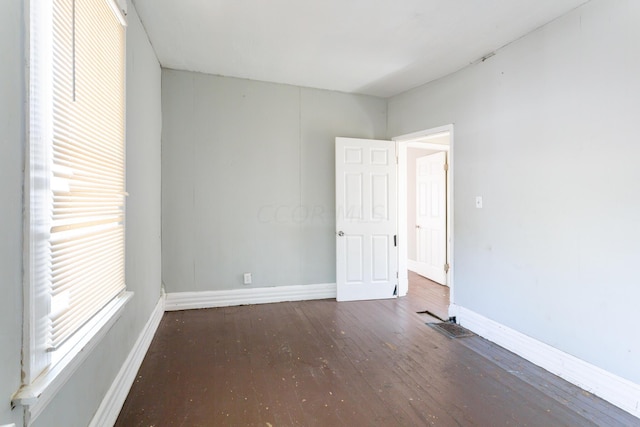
[[48, 0, 125, 349]]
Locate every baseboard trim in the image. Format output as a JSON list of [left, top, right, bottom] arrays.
[[89, 295, 165, 427], [451, 304, 640, 419], [407, 259, 422, 273], [165, 283, 337, 311], [398, 277, 409, 297]]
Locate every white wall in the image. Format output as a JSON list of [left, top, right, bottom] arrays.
[[389, 0, 640, 384], [0, 3, 162, 426], [0, 0, 26, 425], [162, 70, 387, 292]]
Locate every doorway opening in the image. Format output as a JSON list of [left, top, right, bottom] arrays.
[[395, 125, 453, 320]]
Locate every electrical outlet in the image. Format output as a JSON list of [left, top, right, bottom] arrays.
[[243, 273, 252, 285]]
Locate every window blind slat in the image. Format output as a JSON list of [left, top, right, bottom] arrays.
[[51, 233, 122, 267], [52, 250, 123, 294], [49, 275, 124, 348], [44, 0, 126, 350]]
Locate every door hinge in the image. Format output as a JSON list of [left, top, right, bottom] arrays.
[[396, 271, 399, 279], [444, 162, 449, 172], [444, 263, 450, 273], [394, 235, 397, 247]]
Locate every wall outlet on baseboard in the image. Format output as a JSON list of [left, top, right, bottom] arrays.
[[243, 273, 252, 285]]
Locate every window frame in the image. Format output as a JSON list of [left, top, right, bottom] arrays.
[[13, 0, 132, 421]]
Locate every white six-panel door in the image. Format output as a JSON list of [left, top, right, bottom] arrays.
[[335, 138, 397, 301], [415, 152, 447, 285]]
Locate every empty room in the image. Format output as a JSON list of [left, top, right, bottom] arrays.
[[2, 0, 639, 426]]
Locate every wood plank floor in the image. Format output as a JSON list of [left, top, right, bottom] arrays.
[[116, 279, 639, 426], [408, 271, 450, 322]]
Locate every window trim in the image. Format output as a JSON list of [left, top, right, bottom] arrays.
[[14, 0, 131, 421], [13, 293, 132, 421]]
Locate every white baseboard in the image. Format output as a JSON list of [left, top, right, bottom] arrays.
[[451, 304, 640, 419], [89, 295, 165, 427], [165, 283, 337, 311], [407, 259, 422, 273], [398, 277, 409, 297], [407, 260, 447, 286]]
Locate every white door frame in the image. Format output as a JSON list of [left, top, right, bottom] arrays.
[[394, 124, 454, 311]]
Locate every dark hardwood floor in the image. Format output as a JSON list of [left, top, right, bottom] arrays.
[[116, 277, 638, 426], [408, 270, 450, 322]]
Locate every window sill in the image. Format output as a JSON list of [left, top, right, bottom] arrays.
[[12, 292, 133, 422]]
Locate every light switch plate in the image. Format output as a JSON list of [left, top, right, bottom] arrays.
[[475, 196, 483, 208]]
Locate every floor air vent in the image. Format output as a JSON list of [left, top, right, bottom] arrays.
[[427, 322, 475, 338]]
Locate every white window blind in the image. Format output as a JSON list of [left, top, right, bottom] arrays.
[[32, 0, 126, 353]]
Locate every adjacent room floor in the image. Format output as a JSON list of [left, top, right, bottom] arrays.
[[116, 276, 638, 426], [408, 270, 450, 323]]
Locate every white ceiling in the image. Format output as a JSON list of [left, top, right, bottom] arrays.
[[132, 0, 589, 98]]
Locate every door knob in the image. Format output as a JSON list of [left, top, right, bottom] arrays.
[[415, 225, 421, 229], [337, 231, 345, 236]]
